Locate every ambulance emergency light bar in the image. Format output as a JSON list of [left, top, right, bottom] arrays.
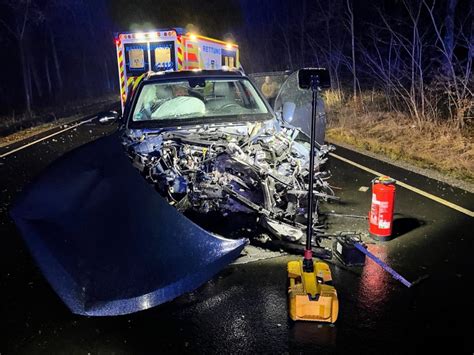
[[115, 28, 186, 42]]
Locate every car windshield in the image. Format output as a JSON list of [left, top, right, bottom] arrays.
[[132, 78, 269, 122]]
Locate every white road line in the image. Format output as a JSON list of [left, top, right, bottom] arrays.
[[330, 152, 474, 218], [0, 118, 94, 159]]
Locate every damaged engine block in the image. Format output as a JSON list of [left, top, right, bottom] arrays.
[[125, 122, 336, 243]]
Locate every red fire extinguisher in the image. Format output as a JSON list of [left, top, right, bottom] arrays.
[[369, 176, 396, 240]]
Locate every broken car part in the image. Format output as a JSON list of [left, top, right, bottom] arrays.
[[11, 134, 247, 316], [124, 121, 336, 245]]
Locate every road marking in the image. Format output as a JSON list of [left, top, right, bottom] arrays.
[[330, 152, 474, 218], [0, 118, 94, 159]]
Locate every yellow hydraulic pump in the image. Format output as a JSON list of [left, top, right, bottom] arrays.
[[287, 259, 338, 323]]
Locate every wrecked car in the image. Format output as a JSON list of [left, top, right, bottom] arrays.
[[11, 69, 334, 316], [125, 70, 335, 243]]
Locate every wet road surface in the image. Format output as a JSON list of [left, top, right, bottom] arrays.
[[1, 119, 472, 354]]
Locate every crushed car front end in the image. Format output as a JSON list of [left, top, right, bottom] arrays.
[[122, 70, 336, 245]]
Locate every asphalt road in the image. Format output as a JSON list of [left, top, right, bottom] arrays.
[[1, 119, 473, 354]]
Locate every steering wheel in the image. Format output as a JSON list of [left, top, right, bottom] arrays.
[[188, 90, 205, 102], [218, 103, 242, 111]]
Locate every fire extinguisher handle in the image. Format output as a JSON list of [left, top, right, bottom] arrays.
[[372, 176, 397, 185]]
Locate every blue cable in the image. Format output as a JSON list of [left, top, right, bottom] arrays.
[[353, 242, 413, 288]]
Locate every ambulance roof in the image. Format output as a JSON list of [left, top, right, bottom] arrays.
[[115, 28, 186, 37]]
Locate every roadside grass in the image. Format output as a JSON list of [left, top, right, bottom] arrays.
[[326, 111, 474, 183], [325, 90, 474, 184]]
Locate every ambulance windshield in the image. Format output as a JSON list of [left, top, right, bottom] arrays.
[[132, 78, 270, 123]]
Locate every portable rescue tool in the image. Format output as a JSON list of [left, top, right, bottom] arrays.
[[287, 69, 338, 323], [333, 232, 367, 266], [333, 233, 423, 288]]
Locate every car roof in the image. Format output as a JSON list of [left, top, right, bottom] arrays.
[[143, 69, 245, 82]]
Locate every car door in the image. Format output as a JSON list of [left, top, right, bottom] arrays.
[[272, 71, 327, 145], [249, 71, 291, 107]]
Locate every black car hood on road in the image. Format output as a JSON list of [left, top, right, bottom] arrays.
[[10, 132, 247, 316]]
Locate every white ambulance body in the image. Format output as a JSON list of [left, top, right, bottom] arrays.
[[115, 28, 240, 112]]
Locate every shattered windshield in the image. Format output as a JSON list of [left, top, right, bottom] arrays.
[[132, 78, 269, 122]]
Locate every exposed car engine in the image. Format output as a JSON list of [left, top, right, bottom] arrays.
[[125, 121, 336, 244]]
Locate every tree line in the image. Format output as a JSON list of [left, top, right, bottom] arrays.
[[0, 0, 117, 116], [0, 0, 472, 128], [0, 0, 243, 117], [240, 0, 473, 128]]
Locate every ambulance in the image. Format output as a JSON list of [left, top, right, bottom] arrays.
[[115, 28, 240, 112]]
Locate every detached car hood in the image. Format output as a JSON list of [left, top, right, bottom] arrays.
[[10, 133, 247, 316]]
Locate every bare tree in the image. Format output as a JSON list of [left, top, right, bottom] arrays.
[[299, 0, 307, 66], [0, 0, 43, 116], [423, 0, 473, 128], [346, 0, 357, 104], [307, 0, 346, 92], [443, 0, 458, 76]]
